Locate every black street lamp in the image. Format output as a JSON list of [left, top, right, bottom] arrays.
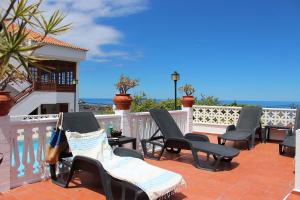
[[171, 71, 180, 110]]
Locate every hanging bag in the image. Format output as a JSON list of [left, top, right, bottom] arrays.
[[45, 113, 66, 164]]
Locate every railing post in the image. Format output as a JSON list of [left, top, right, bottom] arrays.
[[114, 109, 132, 138], [0, 116, 11, 192], [295, 130, 300, 192], [182, 106, 193, 134]]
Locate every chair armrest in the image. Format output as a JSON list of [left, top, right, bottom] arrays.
[[166, 137, 192, 149], [184, 133, 210, 142], [226, 125, 236, 132], [113, 147, 144, 160]]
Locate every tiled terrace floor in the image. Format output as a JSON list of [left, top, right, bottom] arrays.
[[0, 135, 296, 200]]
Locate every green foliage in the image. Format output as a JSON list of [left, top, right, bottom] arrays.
[[130, 92, 181, 112], [196, 94, 220, 106], [130, 92, 160, 112], [159, 98, 182, 110]]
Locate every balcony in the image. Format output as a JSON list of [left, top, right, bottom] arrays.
[[0, 105, 298, 199]]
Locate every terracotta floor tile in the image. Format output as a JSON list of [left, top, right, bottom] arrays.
[[0, 135, 295, 200]]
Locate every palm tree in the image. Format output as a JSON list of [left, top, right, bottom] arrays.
[[0, 0, 71, 90]]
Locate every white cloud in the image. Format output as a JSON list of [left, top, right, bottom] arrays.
[[1, 0, 148, 60]]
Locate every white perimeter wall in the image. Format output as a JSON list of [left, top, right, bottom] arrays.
[[9, 92, 75, 115], [193, 124, 286, 140]]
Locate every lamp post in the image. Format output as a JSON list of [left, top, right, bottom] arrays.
[[171, 71, 180, 110], [72, 79, 78, 112]]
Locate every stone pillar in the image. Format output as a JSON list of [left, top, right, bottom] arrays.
[[182, 106, 193, 134], [114, 109, 133, 149], [295, 129, 300, 192], [114, 109, 131, 138], [0, 116, 11, 192]]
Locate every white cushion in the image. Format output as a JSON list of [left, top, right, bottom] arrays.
[[65, 129, 112, 161]]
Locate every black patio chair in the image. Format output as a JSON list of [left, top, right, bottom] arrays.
[[279, 108, 300, 156], [49, 112, 148, 200], [217, 107, 263, 150], [141, 108, 240, 172]]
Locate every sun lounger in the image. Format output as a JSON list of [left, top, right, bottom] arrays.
[[50, 112, 184, 200], [141, 108, 240, 172], [217, 107, 262, 149]]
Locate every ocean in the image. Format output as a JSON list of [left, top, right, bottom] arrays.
[[81, 98, 300, 109]]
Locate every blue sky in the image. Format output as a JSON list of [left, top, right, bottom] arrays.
[[73, 0, 300, 101]]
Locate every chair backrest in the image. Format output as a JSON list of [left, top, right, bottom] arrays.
[[149, 109, 184, 139], [62, 112, 100, 133], [236, 107, 262, 131], [294, 109, 300, 131]]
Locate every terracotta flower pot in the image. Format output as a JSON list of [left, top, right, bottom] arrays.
[[181, 95, 195, 107], [113, 94, 133, 110], [0, 91, 12, 116]]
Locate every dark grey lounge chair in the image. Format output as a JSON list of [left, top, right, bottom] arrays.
[[50, 112, 148, 200], [141, 109, 240, 172], [217, 107, 262, 150], [279, 109, 300, 156]]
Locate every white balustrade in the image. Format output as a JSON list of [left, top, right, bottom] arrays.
[[8, 114, 121, 189], [193, 105, 297, 134]]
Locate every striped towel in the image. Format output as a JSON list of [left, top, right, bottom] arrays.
[[66, 130, 186, 200], [102, 155, 186, 200]]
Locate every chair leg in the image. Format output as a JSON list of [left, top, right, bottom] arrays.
[[64, 167, 75, 188], [218, 137, 226, 145], [279, 144, 284, 155], [191, 149, 219, 172], [157, 146, 165, 160], [121, 185, 126, 200], [246, 140, 250, 150]]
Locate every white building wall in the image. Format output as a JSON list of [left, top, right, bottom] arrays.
[[9, 91, 75, 115]]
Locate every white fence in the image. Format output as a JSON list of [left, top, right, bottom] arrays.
[[8, 114, 122, 188], [193, 105, 297, 134]]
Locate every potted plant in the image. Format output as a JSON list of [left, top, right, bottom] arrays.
[[114, 75, 139, 110], [179, 84, 196, 107], [0, 0, 70, 116]]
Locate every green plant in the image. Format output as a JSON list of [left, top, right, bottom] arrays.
[[179, 84, 195, 96], [115, 75, 139, 94], [196, 94, 220, 106], [159, 98, 182, 110], [0, 0, 70, 90], [130, 92, 160, 112]]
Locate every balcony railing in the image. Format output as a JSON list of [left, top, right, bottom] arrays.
[[193, 105, 296, 126], [193, 105, 297, 134], [33, 81, 76, 92]]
